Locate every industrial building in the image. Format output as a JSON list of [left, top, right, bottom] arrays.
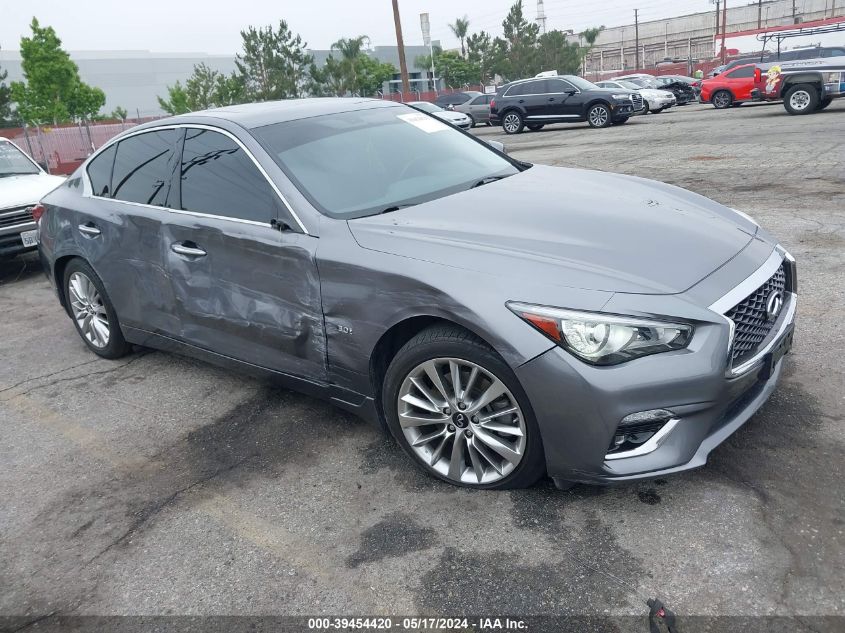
[[581, 0, 843, 74]]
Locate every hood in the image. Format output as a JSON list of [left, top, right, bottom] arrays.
[[1, 173, 66, 210], [639, 88, 673, 99], [434, 111, 470, 122], [348, 165, 757, 295]]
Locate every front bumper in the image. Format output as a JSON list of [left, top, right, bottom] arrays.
[[514, 271, 796, 486], [0, 221, 38, 257]]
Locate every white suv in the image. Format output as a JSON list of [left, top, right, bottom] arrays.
[[0, 138, 64, 259]]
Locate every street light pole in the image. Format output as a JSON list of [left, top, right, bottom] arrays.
[[721, 0, 728, 64], [392, 0, 411, 96]]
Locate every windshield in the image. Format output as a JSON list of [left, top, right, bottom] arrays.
[[629, 77, 659, 89], [617, 80, 641, 90], [565, 76, 599, 90], [409, 101, 441, 113], [0, 141, 41, 177], [254, 105, 519, 219]]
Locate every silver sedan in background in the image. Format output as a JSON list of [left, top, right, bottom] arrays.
[[407, 101, 473, 129]]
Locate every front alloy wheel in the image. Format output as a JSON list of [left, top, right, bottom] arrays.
[[397, 358, 527, 485], [382, 325, 545, 489], [587, 104, 611, 128], [502, 111, 524, 134]]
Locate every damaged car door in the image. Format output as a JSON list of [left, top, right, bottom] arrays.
[[162, 125, 326, 381]]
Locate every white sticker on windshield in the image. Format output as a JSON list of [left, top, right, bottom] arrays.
[[397, 112, 449, 133]]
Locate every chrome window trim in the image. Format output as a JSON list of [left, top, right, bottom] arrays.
[[80, 122, 309, 235], [604, 418, 680, 461]]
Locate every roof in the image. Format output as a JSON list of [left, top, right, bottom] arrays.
[[152, 97, 404, 130]]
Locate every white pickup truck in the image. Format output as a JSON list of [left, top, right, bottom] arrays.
[[751, 55, 845, 114], [0, 138, 65, 259]]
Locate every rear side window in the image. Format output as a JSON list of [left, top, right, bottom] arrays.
[[112, 130, 175, 206], [86, 144, 116, 197], [727, 66, 755, 79], [178, 128, 278, 224]]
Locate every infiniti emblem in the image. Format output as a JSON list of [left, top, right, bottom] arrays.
[[765, 290, 784, 322], [453, 412, 468, 428]]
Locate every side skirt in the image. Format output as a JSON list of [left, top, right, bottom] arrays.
[[122, 326, 381, 426]]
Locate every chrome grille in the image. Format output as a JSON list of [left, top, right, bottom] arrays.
[[630, 93, 644, 110], [726, 263, 786, 365], [0, 205, 34, 229]]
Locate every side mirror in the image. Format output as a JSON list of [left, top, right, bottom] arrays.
[[487, 140, 507, 154], [565, 89, 578, 95]]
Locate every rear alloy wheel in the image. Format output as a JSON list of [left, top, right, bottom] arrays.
[[587, 103, 612, 128], [64, 259, 131, 359], [383, 326, 544, 489], [526, 123, 544, 131], [784, 84, 819, 115], [502, 111, 524, 134], [712, 90, 733, 109]]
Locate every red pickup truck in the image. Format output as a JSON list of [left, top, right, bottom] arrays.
[[751, 55, 845, 114]]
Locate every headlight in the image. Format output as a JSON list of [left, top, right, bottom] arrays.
[[611, 93, 632, 100], [507, 302, 693, 365]]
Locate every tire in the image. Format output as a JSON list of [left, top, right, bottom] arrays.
[[586, 103, 612, 128], [501, 111, 524, 134], [651, 107, 665, 114], [612, 117, 629, 125], [467, 114, 476, 128], [712, 90, 733, 109], [382, 325, 545, 490], [783, 84, 820, 115], [63, 258, 131, 359], [642, 100, 650, 114], [526, 123, 544, 131], [817, 96, 833, 111]]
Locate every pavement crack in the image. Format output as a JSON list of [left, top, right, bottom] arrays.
[[0, 352, 152, 402], [7, 611, 57, 633], [0, 359, 101, 396], [83, 454, 251, 567]]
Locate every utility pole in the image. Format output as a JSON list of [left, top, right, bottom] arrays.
[[721, 0, 728, 64], [715, 1, 720, 37], [758, 0, 763, 29], [634, 9, 640, 69], [792, 0, 797, 22], [392, 0, 411, 96]]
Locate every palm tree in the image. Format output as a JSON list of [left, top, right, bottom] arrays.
[[331, 35, 370, 95], [449, 16, 470, 58]]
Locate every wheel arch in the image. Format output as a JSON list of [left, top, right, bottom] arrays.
[[583, 98, 613, 115], [54, 253, 86, 316], [368, 315, 503, 421], [781, 73, 823, 94]]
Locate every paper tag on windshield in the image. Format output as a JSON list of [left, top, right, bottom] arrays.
[[397, 112, 449, 133]]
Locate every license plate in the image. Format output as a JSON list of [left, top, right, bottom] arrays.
[[20, 229, 39, 247], [761, 324, 794, 379]]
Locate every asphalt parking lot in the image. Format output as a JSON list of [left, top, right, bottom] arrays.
[[1, 101, 844, 628]]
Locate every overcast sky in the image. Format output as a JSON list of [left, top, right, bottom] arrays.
[[2, 0, 714, 54]]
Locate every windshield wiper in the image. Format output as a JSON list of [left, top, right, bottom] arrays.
[[380, 203, 417, 214], [471, 175, 509, 189]]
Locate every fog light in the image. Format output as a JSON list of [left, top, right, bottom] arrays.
[[619, 409, 675, 426], [606, 410, 679, 460]]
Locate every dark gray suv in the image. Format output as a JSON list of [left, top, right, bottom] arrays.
[[37, 98, 796, 489]]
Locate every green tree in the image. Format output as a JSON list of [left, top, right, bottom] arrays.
[[579, 26, 605, 70], [467, 30, 506, 84], [157, 81, 189, 115], [330, 35, 370, 95], [10, 18, 105, 124], [499, 1, 540, 80], [537, 30, 582, 76], [449, 16, 470, 58], [158, 63, 245, 115], [236, 21, 313, 100], [0, 52, 12, 125], [354, 55, 396, 96], [111, 105, 128, 121]]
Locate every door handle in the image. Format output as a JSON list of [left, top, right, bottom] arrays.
[[518, 99, 525, 103], [171, 242, 207, 257], [78, 223, 101, 237], [548, 97, 555, 101]]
